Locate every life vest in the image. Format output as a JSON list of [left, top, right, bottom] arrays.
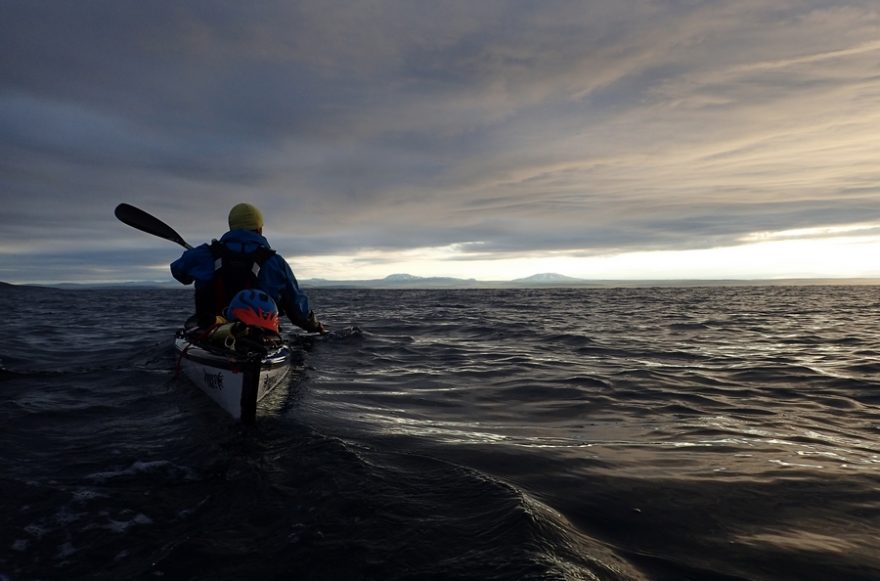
[[194, 240, 276, 322]]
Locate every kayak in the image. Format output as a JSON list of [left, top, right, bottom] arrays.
[[173, 325, 292, 423]]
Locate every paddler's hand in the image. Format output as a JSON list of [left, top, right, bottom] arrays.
[[306, 311, 328, 335]]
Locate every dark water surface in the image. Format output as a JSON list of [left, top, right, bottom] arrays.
[[2, 286, 880, 580]]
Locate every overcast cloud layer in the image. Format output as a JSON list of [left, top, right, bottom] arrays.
[[2, 1, 880, 283]]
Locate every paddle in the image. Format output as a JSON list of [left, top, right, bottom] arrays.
[[114, 203, 193, 250]]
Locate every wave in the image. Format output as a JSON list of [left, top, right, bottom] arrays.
[[5, 286, 880, 579]]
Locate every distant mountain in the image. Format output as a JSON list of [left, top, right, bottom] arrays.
[[511, 273, 587, 284], [0, 281, 64, 290], [383, 273, 422, 282], [32, 280, 182, 290]]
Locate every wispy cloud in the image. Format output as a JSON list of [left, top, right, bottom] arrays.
[[2, 0, 880, 282]]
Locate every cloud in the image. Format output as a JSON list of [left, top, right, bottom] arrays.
[[2, 0, 880, 282]]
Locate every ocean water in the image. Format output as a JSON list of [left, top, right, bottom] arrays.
[[2, 285, 880, 580]]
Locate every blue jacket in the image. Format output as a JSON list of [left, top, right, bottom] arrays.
[[170, 229, 312, 325]]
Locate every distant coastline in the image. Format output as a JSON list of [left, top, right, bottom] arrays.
[[3, 273, 880, 290]]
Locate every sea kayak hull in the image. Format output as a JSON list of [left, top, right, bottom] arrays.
[[174, 331, 292, 423]]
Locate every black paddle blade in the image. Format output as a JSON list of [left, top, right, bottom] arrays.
[[115, 203, 193, 249]]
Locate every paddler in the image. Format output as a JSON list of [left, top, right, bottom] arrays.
[[170, 202, 326, 334]]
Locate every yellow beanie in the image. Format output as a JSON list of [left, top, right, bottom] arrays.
[[228, 203, 264, 231]]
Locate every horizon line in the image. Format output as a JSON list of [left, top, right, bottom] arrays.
[[5, 274, 880, 289]]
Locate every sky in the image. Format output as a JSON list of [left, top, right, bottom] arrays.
[[2, 1, 880, 284]]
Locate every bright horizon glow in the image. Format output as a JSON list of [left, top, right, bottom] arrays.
[[5, 228, 880, 286], [288, 229, 880, 282]]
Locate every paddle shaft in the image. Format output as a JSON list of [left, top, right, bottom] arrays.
[[115, 203, 193, 249]]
